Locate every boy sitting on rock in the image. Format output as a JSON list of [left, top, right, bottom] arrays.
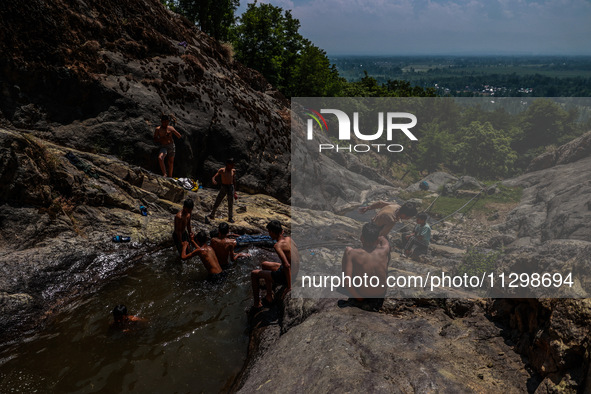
[[403, 212, 431, 260], [250, 220, 300, 308]]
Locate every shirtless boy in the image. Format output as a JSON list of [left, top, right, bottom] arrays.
[[210, 222, 250, 269], [111, 305, 148, 332], [154, 114, 181, 177], [181, 231, 225, 283], [207, 158, 238, 223], [251, 220, 300, 308], [359, 201, 417, 237], [173, 198, 194, 256], [341, 222, 390, 303]]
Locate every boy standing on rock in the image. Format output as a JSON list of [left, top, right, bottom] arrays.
[[154, 114, 181, 177], [207, 158, 238, 223], [250, 220, 300, 308]]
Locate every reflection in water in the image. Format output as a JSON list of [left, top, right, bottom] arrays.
[[0, 247, 275, 393]]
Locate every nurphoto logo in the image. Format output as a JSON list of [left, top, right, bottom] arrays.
[[305, 108, 418, 153]]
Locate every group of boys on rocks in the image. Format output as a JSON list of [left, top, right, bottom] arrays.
[[173, 194, 298, 309], [112, 115, 432, 324], [171, 196, 430, 312]]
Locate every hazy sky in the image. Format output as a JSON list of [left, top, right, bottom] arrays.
[[237, 0, 591, 56]]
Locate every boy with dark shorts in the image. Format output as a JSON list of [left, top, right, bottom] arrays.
[[359, 201, 417, 237], [154, 114, 181, 177], [250, 220, 300, 308], [337, 222, 390, 312], [207, 158, 238, 223]]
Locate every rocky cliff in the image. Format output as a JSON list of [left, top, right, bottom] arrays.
[[0, 0, 292, 201], [502, 130, 591, 245], [0, 0, 395, 334], [0, 0, 395, 210]]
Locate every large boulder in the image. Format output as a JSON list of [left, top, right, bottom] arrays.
[[527, 130, 591, 172], [290, 115, 401, 212], [237, 299, 532, 393], [502, 154, 591, 244]]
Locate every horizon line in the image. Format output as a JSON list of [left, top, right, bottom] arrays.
[[327, 53, 591, 58]]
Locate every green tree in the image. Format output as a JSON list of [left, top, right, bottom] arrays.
[[341, 72, 436, 97], [231, 2, 303, 93], [456, 121, 517, 179], [516, 98, 579, 151], [290, 41, 343, 97], [385, 80, 436, 97], [162, 0, 239, 41], [513, 98, 582, 169], [415, 122, 453, 174]]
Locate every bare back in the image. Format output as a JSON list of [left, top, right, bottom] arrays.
[[349, 236, 390, 297], [195, 246, 223, 275], [275, 236, 300, 279], [174, 210, 191, 238], [217, 167, 235, 185], [210, 237, 235, 267]]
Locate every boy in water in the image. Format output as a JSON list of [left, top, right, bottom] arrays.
[[207, 158, 238, 223], [403, 212, 431, 260], [251, 220, 300, 308], [154, 114, 181, 177], [173, 199, 194, 257], [359, 201, 417, 237], [210, 222, 250, 269], [111, 305, 147, 332], [181, 230, 225, 283]]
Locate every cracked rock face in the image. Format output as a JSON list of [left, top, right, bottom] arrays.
[[501, 130, 591, 245]]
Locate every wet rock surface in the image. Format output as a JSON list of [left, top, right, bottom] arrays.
[[0, 128, 290, 331]]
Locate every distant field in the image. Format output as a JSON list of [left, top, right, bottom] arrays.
[[401, 65, 591, 78], [332, 55, 591, 96]]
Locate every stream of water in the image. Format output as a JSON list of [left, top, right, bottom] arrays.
[[0, 246, 274, 393]]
